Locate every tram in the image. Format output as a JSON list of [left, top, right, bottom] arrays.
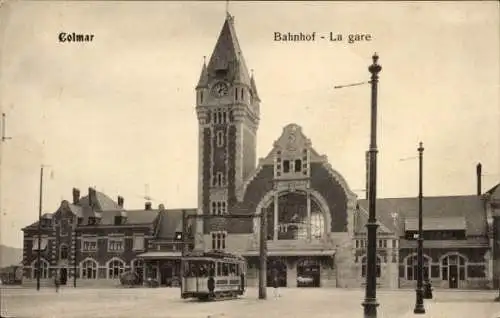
[[180, 250, 247, 301]]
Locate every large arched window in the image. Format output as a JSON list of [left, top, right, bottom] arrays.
[[81, 258, 98, 279], [405, 254, 431, 280], [441, 253, 467, 281], [361, 255, 381, 278], [107, 258, 125, 279], [32, 259, 49, 279]]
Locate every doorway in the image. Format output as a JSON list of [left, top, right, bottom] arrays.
[[60, 268, 68, 285], [160, 263, 173, 286], [267, 259, 287, 287], [449, 265, 458, 289], [297, 258, 321, 287]]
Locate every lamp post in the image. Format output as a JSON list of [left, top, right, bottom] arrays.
[[413, 142, 426, 314], [362, 53, 382, 318]]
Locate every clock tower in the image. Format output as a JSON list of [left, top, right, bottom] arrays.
[[195, 14, 260, 238]]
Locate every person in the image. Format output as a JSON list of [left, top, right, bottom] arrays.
[[271, 268, 280, 299], [54, 270, 60, 293]]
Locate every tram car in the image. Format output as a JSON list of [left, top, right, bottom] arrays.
[[180, 250, 247, 301]]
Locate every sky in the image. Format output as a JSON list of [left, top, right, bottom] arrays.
[[0, 1, 498, 248]]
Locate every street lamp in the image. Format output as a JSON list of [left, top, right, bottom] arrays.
[[362, 53, 382, 318], [413, 142, 425, 314]]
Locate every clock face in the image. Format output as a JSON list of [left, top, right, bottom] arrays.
[[212, 82, 229, 97]]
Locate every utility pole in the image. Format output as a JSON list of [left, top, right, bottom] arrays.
[[414, 142, 425, 314], [362, 53, 382, 318], [183, 212, 267, 300], [36, 165, 44, 291]]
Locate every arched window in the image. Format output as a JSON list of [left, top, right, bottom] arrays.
[[32, 259, 49, 279], [60, 244, 69, 260], [81, 258, 98, 279], [405, 254, 431, 280], [441, 253, 467, 281], [216, 131, 224, 147], [107, 258, 125, 279], [310, 211, 325, 239], [361, 255, 381, 278]]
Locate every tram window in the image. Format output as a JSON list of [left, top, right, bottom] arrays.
[[229, 263, 237, 276], [222, 263, 230, 276], [216, 262, 222, 276]]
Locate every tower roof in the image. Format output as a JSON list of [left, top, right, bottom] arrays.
[[206, 14, 251, 86], [196, 60, 209, 88]]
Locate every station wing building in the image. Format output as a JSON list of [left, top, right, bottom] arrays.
[[21, 14, 500, 290]]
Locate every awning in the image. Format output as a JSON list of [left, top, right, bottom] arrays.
[[404, 217, 466, 231], [32, 238, 48, 251], [241, 250, 336, 257], [136, 251, 182, 259]]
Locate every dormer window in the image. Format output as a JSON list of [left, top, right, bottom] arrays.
[[215, 69, 227, 78]]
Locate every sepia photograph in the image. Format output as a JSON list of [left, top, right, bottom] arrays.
[[0, 1, 499, 317]]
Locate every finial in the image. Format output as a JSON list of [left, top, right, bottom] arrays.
[[203, 55, 206, 64], [368, 52, 382, 75], [251, 69, 254, 76]]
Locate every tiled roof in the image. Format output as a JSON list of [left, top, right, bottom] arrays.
[[78, 191, 122, 212], [404, 217, 466, 231], [207, 15, 251, 86], [356, 195, 487, 236], [486, 183, 500, 199], [400, 237, 489, 249], [98, 209, 160, 225], [156, 209, 197, 239]]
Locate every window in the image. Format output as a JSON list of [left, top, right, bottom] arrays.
[[294, 159, 302, 172], [81, 258, 98, 279], [214, 172, 224, 187], [211, 231, 226, 250], [211, 201, 227, 215], [32, 237, 48, 251], [216, 131, 224, 147], [283, 160, 290, 173], [405, 254, 430, 280], [32, 259, 49, 279], [441, 254, 467, 281], [108, 238, 124, 252], [361, 256, 381, 278], [82, 238, 98, 251], [60, 244, 69, 260], [133, 235, 145, 251], [392, 240, 397, 248], [107, 258, 125, 279]]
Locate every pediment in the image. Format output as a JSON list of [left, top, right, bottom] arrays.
[[261, 124, 324, 165]]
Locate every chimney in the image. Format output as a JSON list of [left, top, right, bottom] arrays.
[[117, 196, 124, 208], [72, 188, 80, 204], [88, 187, 96, 207], [365, 151, 370, 200], [145, 202, 152, 210], [476, 163, 482, 196]]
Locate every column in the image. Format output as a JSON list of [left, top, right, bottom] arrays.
[[307, 191, 311, 241], [274, 193, 279, 241]]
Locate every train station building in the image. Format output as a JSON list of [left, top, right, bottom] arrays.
[[20, 13, 500, 290]]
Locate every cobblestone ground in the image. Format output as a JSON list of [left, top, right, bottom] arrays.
[[1, 287, 499, 318]]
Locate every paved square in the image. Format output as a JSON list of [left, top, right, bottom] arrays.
[[1, 287, 499, 318]]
